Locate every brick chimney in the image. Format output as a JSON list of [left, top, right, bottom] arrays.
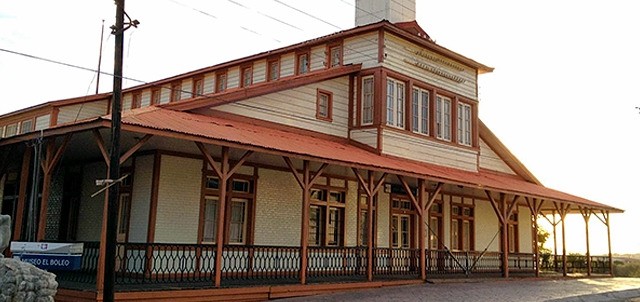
[[355, 0, 416, 26]]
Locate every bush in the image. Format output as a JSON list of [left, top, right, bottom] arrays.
[[613, 262, 640, 277]]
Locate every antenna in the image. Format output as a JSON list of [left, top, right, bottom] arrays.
[[96, 20, 105, 94]]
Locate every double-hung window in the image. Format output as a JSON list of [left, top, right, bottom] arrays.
[[170, 82, 182, 102], [309, 177, 346, 247], [457, 102, 472, 146], [361, 76, 374, 125], [216, 72, 227, 92], [386, 78, 405, 128], [329, 45, 342, 67], [193, 77, 204, 97], [296, 52, 310, 75], [201, 176, 253, 245], [241, 66, 252, 88], [450, 202, 474, 251], [131, 92, 142, 109], [268, 59, 280, 81], [412, 88, 429, 135], [316, 89, 332, 121], [436, 95, 451, 141]]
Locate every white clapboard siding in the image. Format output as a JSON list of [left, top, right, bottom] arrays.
[[57, 100, 109, 125], [383, 33, 477, 100], [141, 89, 151, 108], [216, 77, 351, 138], [122, 94, 132, 111], [343, 32, 380, 69], [311, 45, 326, 71], [77, 162, 106, 241], [128, 154, 153, 243], [203, 73, 215, 94], [350, 129, 378, 150], [35, 114, 51, 130], [518, 206, 533, 253], [253, 60, 267, 84], [478, 138, 516, 175], [155, 155, 201, 243], [159, 84, 171, 104], [474, 200, 500, 252], [228, 67, 240, 89], [180, 80, 192, 100], [280, 53, 295, 78], [381, 129, 478, 171]]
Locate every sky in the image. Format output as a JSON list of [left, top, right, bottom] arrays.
[[0, 0, 638, 255]]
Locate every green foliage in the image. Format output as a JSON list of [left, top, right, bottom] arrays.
[[613, 262, 640, 277]]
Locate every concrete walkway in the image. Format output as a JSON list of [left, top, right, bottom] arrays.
[[279, 278, 640, 302]]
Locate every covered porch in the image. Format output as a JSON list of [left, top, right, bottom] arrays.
[[0, 108, 620, 301]]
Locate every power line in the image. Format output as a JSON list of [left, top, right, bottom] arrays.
[[0, 48, 146, 84]]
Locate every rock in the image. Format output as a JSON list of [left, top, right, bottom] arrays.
[[0, 215, 10, 257], [0, 258, 57, 301]]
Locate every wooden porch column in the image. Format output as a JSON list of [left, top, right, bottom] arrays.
[[37, 134, 72, 241], [580, 207, 592, 276], [526, 198, 544, 278], [396, 175, 424, 281], [352, 169, 386, 282], [284, 158, 327, 285], [594, 210, 613, 276], [197, 143, 253, 287], [93, 130, 153, 294], [13, 148, 32, 241], [554, 202, 570, 277], [486, 191, 519, 278]]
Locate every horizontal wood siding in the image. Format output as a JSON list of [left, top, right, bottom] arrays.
[[383, 33, 477, 100], [350, 128, 378, 149], [180, 79, 192, 100], [57, 100, 109, 125], [479, 138, 516, 175], [159, 84, 171, 104], [381, 128, 478, 171], [280, 53, 295, 78], [253, 59, 267, 84], [228, 67, 240, 89], [141, 89, 151, 107], [344, 32, 380, 69], [311, 45, 326, 71], [216, 77, 351, 138], [122, 94, 132, 111], [128, 155, 153, 243], [35, 114, 50, 130], [204, 73, 215, 94]]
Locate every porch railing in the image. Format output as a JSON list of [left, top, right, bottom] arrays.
[[541, 254, 611, 274], [426, 250, 502, 276], [55, 242, 539, 289], [373, 248, 420, 277]]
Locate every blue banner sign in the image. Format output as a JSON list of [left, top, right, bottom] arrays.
[[15, 253, 82, 271]]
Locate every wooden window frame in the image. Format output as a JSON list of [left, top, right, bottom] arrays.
[[436, 95, 452, 141], [428, 199, 444, 250], [308, 175, 347, 247], [327, 43, 343, 68], [457, 101, 473, 146], [19, 118, 34, 135], [198, 169, 255, 245], [357, 193, 378, 247], [216, 71, 227, 93], [240, 65, 253, 88], [411, 87, 430, 135], [360, 76, 375, 126], [267, 57, 280, 82], [150, 88, 161, 105], [449, 198, 475, 251], [4, 123, 17, 137], [131, 92, 142, 109], [316, 89, 333, 122], [507, 211, 519, 253], [170, 81, 182, 103], [385, 78, 406, 129], [295, 50, 310, 75], [389, 193, 418, 249], [193, 76, 204, 98]]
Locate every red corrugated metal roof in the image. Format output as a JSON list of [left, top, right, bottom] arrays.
[[119, 107, 622, 212]]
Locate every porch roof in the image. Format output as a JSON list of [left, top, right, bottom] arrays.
[[117, 107, 621, 213]]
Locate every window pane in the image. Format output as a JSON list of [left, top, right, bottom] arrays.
[[206, 177, 219, 190], [463, 221, 470, 251], [391, 216, 399, 247], [451, 220, 459, 250], [429, 216, 439, 250], [401, 216, 410, 248], [269, 61, 279, 81], [328, 208, 342, 246], [412, 89, 419, 132], [386, 80, 394, 125], [203, 197, 218, 242], [330, 46, 341, 67], [396, 83, 404, 128], [229, 199, 247, 244], [362, 78, 374, 124], [309, 206, 323, 246], [421, 91, 429, 134]]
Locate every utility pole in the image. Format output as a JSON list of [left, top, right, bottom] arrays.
[[104, 0, 125, 301], [96, 20, 105, 95]]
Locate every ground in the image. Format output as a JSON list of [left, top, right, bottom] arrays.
[[280, 278, 640, 302]]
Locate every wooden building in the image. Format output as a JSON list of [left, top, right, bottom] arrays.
[[0, 1, 622, 301]]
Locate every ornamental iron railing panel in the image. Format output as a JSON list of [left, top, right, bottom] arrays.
[[373, 248, 420, 277], [307, 246, 367, 281]]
